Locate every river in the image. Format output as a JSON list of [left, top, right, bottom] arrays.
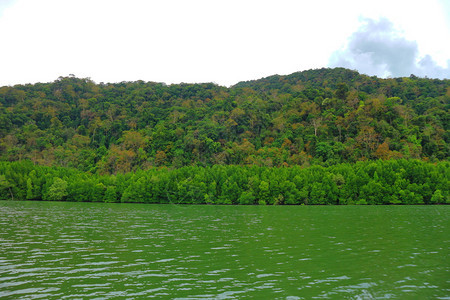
[[0, 201, 448, 299]]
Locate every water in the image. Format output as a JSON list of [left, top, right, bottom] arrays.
[[0, 201, 448, 299]]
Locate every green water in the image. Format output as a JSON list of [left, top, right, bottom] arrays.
[[0, 202, 448, 299]]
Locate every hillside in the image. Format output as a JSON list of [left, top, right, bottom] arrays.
[[0, 68, 448, 174]]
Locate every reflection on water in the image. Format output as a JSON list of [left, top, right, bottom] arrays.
[[0, 202, 448, 299]]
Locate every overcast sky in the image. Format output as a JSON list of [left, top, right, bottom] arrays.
[[0, 0, 449, 86]]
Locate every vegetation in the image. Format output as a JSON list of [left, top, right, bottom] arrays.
[[0, 159, 448, 204], [0, 68, 448, 204], [1, 68, 449, 172]]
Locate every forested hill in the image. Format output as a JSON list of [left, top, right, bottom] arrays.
[[0, 68, 448, 174]]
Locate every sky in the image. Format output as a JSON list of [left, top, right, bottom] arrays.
[[0, 0, 449, 87]]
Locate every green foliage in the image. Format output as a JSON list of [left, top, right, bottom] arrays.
[[46, 178, 68, 201], [104, 186, 118, 203], [0, 159, 447, 205], [0, 68, 448, 171], [0, 175, 13, 200], [238, 190, 256, 205], [430, 189, 445, 204], [26, 178, 33, 200], [0, 68, 448, 205]]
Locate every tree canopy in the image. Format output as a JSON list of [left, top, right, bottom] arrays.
[[0, 159, 448, 205], [0, 68, 448, 204], [0, 68, 448, 173]]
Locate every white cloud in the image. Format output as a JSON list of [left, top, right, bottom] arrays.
[[329, 17, 450, 79]]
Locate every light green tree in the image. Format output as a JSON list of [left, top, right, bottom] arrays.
[[430, 189, 444, 204], [47, 178, 68, 201], [26, 178, 34, 200]]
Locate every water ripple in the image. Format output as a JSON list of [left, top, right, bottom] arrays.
[[0, 202, 448, 299]]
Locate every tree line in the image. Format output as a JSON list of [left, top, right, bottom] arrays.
[[0, 68, 448, 173], [1, 159, 448, 205]]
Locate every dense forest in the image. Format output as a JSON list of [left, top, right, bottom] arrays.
[[0, 160, 448, 204], [0, 68, 448, 204]]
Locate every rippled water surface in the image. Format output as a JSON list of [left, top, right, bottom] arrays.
[[0, 201, 448, 299]]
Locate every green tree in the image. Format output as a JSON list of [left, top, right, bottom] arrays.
[[47, 178, 68, 201], [257, 181, 270, 205], [104, 185, 118, 203], [0, 175, 13, 200], [238, 190, 255, 205], [430, 189, 444, 204], [26, 178, 34, 200]]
